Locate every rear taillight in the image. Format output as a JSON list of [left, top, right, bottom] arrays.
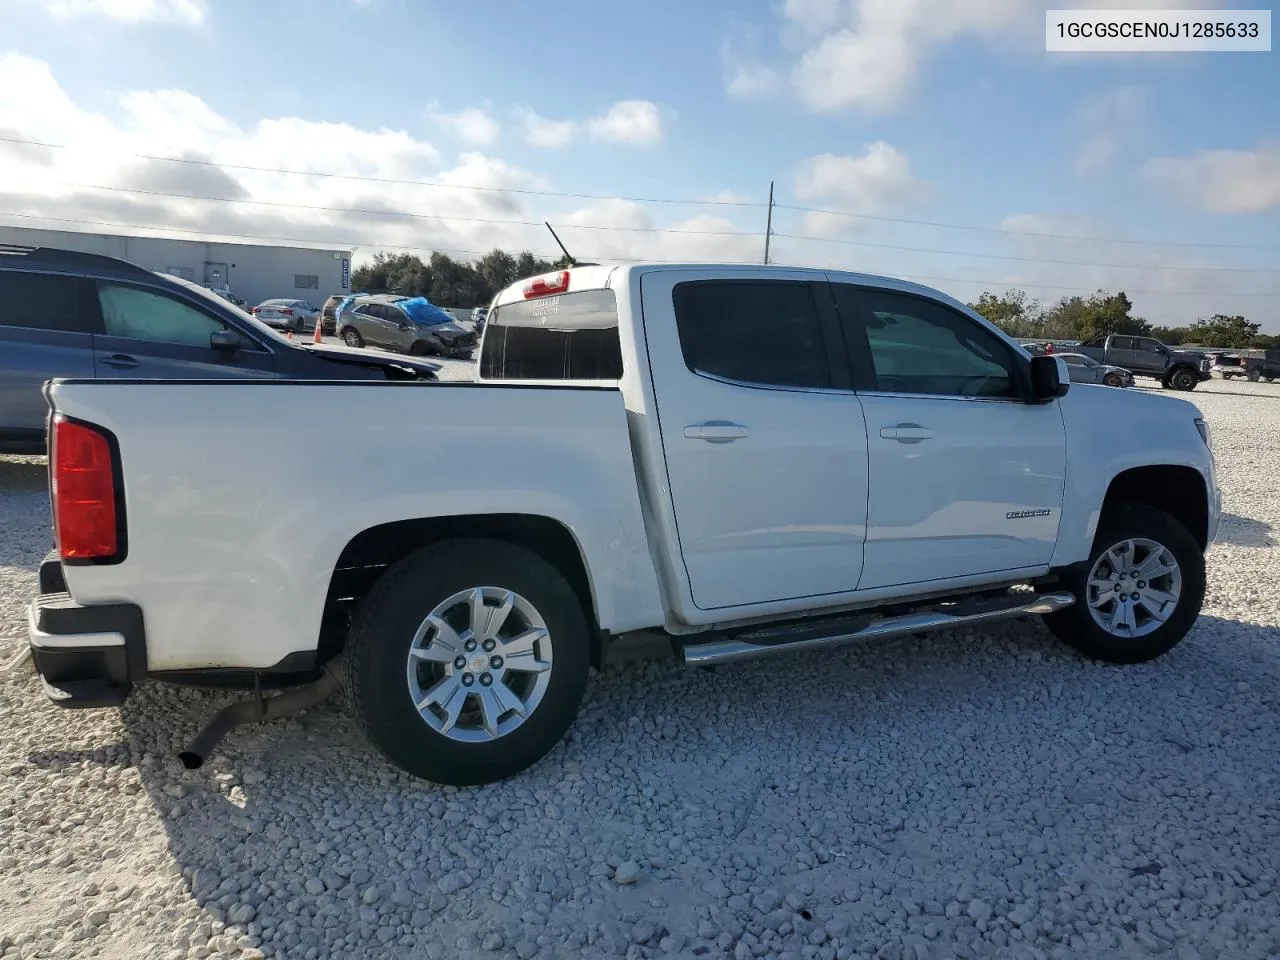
[[51, 416, 123, 562], [251, 307, 260, 314], [523, 271, 570, 299], [280, 309, 294, 316]]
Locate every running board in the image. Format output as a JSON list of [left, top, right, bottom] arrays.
[[679, 591, 1075, 667]]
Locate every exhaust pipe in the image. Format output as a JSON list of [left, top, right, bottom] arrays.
[[178, 668, 339, 770]]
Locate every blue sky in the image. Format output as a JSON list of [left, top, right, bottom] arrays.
[[0, 0, 1277, 327]]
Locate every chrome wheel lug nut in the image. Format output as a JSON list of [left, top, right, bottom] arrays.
[[482, 639, 496, 653], [462, 673, 474, 686], [464, 640, 477, 653], [480, 673, 492, 686], [490, 656, 503, 670], [453, 656, 466, 670]]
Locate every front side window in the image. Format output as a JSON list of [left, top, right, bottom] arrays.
[[97, 282, 225, 347], [849, 287, 1017, 399], [0, 271, 84, 333], [672, 280, 829, 389]]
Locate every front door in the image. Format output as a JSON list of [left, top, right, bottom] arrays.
[[829, 281, 1066, 591], [642, 270, 869, 611], [91, 281, 276, 380]]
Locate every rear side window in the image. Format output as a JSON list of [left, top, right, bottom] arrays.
[[672, 280, 829, 389], [480, 289, 622, 380], [0, 271, 85, 333]]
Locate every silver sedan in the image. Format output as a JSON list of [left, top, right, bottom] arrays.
[[1058, 352, 1133, 387]]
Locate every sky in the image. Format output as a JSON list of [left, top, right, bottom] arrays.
[[0, 0, 1276, 328]]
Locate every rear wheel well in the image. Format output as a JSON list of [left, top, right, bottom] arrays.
[[1102, 465, 1208, 551], [319, 515, 600, 667]]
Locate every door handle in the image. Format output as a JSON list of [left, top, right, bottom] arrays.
[[684, 421, 750, 443], [101, 353, 140, 369], [879, 422, 932, 443]]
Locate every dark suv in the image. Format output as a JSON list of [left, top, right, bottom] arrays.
[[0, 246, 440, 455]]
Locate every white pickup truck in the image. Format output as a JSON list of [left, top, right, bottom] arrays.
[[25, 263, 1220, 786]]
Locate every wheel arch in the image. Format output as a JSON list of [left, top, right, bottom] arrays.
[[1101, 465, 1209, 551], [319, 514, 604, 668]]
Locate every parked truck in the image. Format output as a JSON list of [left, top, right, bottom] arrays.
[[25, 264, 1220, 786], [1076, 334, 1211, 391]]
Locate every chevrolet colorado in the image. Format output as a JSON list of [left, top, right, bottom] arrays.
[[24, 263, 1221, 786]]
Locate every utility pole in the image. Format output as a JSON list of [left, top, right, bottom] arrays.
[[764, 180, 774, 265]]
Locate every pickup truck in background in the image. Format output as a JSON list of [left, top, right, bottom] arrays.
[[1213, 350, 1280, 383], [25, 264, 1221, 786], [1076, 334, 1211, 391]]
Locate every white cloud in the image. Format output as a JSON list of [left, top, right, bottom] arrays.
[[1073, 85, 1145, 175], [516, 108, 577, 148], [793, 142, 929, 234], [1143, 146, 1280, 215], [0, 54, 761, 273], [721, 34, 782, 101], [704, 189, 754, 204], [45, 0, 204, 24], [737, 0, 1226, 113], [426, 105, 499, 146], [588, 100, 666, 146]]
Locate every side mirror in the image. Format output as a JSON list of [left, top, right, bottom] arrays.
[[1029, 355, 1070, 401], [210, 329, 241, 352]]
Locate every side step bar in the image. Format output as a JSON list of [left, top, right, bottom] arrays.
[[680, 591, 1075, 667]]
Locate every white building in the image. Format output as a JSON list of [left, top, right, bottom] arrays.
[[0, 225, 352, 307]]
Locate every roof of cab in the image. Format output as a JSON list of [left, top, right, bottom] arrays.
[[491, 261, 966, 312]]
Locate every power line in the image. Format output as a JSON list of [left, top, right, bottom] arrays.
[[4, 210, 1277, 296], [770, 232, 1280, 274], [0, 134, 764, 208], [54, 182, 1277, 273], [62, 181, 765, 236], [774, 204, 1280, 252]]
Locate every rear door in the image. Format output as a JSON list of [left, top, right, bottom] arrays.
[[0, 270, 97, 446], [91, 280, 277, 380], [1131, 337, 1168, 375], [1107, 336, 1141, 372], [830, 281, 1066, 590], [641, 269, 869, 611]]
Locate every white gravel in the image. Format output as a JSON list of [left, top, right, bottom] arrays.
[[3, 384, 1280, 960]]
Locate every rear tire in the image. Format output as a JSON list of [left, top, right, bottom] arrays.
[[342, 539, 591, 786], [1043, 503, 1204, 664], [1247, 368, 1261, 383], [342, 327, 364, 348]]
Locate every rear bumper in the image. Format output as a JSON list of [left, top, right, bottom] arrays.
[[26, 555, 145, 709]]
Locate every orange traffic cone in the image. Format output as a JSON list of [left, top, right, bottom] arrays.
[[287, 329, 295, 341], [313, 318, 324, 344]]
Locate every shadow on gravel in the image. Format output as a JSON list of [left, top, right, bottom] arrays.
[[1216, 514, 1274, 549], [25, 610, 1273, 959], [0, 456, 48, 494]]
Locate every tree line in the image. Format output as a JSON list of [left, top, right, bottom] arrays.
[[350, 250, 570, 308], [968, 287, 1277, 349]]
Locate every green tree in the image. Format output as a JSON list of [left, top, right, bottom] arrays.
[[1149, 325, 1193, 345], [349, 248, 558, 306], [1041, 290, 1149, 341], [1186, 313, 1260, 348], [968, 288, 1042, 338]]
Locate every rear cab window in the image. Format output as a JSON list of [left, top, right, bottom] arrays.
[[479, 288, 622, 380]]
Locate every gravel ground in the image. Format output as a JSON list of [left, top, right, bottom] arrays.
[[2, 385, 1280, 960]]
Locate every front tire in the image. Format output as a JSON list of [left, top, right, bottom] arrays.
[[342, 327, 364, 348], [1167, 367, 1198, 391], [1103, 372, 1123, 387], [342, 539, 591, 786], [1044, 503, 1204, 664]]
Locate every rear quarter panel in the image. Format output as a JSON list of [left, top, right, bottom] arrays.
[[47, 380, 665, 671]]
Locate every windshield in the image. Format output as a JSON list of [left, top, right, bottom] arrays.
[[163, 274, 295, 345]]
